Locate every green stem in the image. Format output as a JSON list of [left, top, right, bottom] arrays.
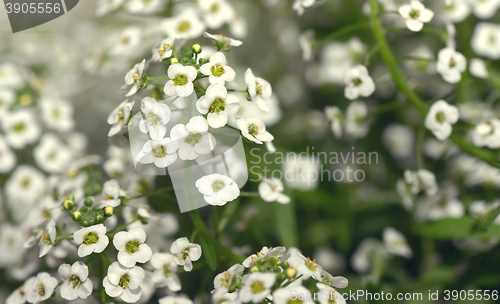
[[314, 21, 369, 48], [227, 89, 248, 93], [98, 255, 106, 304], [374, 100, 405, 115], [416, 124, 425, 169], [147, 82, 165, 87], [123, 186, 174, 202], [108, 219, 139, 234], [239, 191, 259, 197], [147, 77, 170, 80]]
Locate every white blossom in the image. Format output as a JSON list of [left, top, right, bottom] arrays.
[[58, 261, 93, 300], [150, 253, 181, 291], [245, 68, 272, 112], [135, 138, 179, 168], [108, 99, 135, 137], [38, 219, 56, 258], [424, 100, 459, 140], [471, 22, 500, 60], [196, 84, 240, 128], [382, 227, 413, 258], [469, 58, 489, 79], [33, 133, 73, 174], [139, 97, 172, 140], [195, 173, 240, 206], [73, 224, 109, 257], [161, 8, 206, 39], [343, 65, 375, 100], [238, 272, 275, 303], [109, 26, 141, 56], [236, 117, 274, 144], [124, 59, 146, 97], [472, 119, 500, 149], [199, 0, 235, 29], [99, 179, 127, 208], [292, 0, 316, 16], [2, 110, 41, 149], [164, 64, 198, 97], [399, 1, 434, 32], [258, 176, 290, 204], [38, 96, 74, 132], [170, 237, 202, 272], [113, 227, 153, 267], [200, 52, 236, 85], [103, 262, 145, 303], [170, 116, 216, 160], [212, 264, 244, 297], [204, 32, 243, 47], [26, 272, 58, 304], [436, 47, 466, 83]]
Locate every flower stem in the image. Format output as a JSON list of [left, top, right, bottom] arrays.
[[314, 21, 369, 49], [147, 77, 170, 80], [239, 191, 259, 197], [108, 219, 139, 234]]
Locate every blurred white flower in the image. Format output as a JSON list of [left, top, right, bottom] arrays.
[[274, 285, 315, 304], [159, 296, 193, 304], [316, 283, 346, 304], [196, 84, 240, 128], [425, 100, 459, 140], [0, 135, 16, 173], [469, 0, 500, 19], [170, 237, 202, 272], [99, 179, 126, 208], [404, 169, 438, 197], [288, 251, 323, 280], [242, 246, 286, 267], [212, 264, 244, 296], [38, 96, 74, 132], [415, 184, 465, 221], [58, 261, 93, 300], [96, 0, 124, 16], [164, 63, 197, 97], [135, 138, 179, 168], [471, 22, 500, 60], [0, 62, 24, 88], [150, 253, 181, 291], [299, 30, 315, 61], [399, 1, 434, 32], [470, 200, 500, 225], [0, 88, 15, 117], [239, 272, 276, 303], [343, 65, 375, 100], [139, 97, 172, 140], [283, 154, 319, 191], [6, 165, 46, 222], [114, 228, 153, 267], [258, 176, 290, 204], [382, 124, 414, 159], [2, 110, 41, 149], [126, 0, 161, 14], [170, 116, 216, 160], [204, 32, 243, 47], [26, 272, 57, 304], [439, 0, 470, 23], [351, 238, 387, 273], [124, 59, 146, 97], [200, 52, 236, 85], [237, 117, 274, 144], [472, 119, 500, 149], [108, 99, 135, 137], [199, 0, 235, 29], [6, 276, 36, 304], [196, 173, 240, 206], [73, 224, 109, 257], [161, 8, 206, 39], [382, 227, 413, 258], [436, 47, 466, 83], [34, 133, 73, 174], [109, 26, 141, 56], [345, 100, 370, 139], [292, 0, 316, 16], [103, 262, 145, 303], [245, 68, 272, 112], [469, 58, 489, 79], [325, 106, 343, 139]]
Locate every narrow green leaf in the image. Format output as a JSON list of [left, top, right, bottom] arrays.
[[199, 233, 217, 271], [274, 201, 298, 247], [218, 200, 240, 233], [471, 205, 500, 233]]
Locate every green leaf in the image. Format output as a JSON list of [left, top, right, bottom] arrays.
[[274, 201, 298, 247], [413, 217, 500, 240], [218, 200, 240, 233], [471, 205, 500, 233], [199, 233, 217, 271]]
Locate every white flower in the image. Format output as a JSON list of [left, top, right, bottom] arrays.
[[135, 138, 179, 168], [26, 272, 58, 304], [471, 22, 500, 60], [99, 179, 127, 208], [58, 261, 93, 300], [103, 262, 145, 303], [398, 1, 434, 32], [292, 0, 316, 16], [195, 173, 240, 206], [258, 176, 290, 204], [170, 116, 216, 160], [236, 117, 274, 144], [242, 246, 286, 267], [196, 84, 240, 128], [199, 0, 235, 29], [299, 30, 315, 61], [239, 272, 276, 303], [150, 253, 181, 291], [2, 110, 41, 149], [139, 97, 172, 140], [38, 96, 74, 132], [283, 154, 320, 191], [164, 63, 197, 97], [73, 224, 109, 257], [469, 0, 500, 19], [161, 8, 205, 39], [382, 227, 413, 258], [325, 106, 343, 139], [38, 219, 56, 258], [0, 135, 16, 173], [344, 100, 370, 139], [96, 0, 124, 16], [124, 59, 146, 97], [316, 283, 346, 304], [404, 169, 438, 197], [110, 26, 141, 56], [472, 119, 500, 149], [113, 228, 153, 267], [159, 296, 194, 304], [108, 99, 135, 137], [274, 285, 315, 304], [287, 251, 323, 280], [6, 276, 36, 304], [204, 32, 243, 47], [436, 47, 467, 83], [200, 52, 236, 85], [170, 237, 202, 272], [469, 58, 489, 79], [244, 68, 272, 111], [415, 185, 465, 221], [439, 0, 470, 23], [470, 200, 500, 225], [343, 65, 375, 100], [212, 264, 244, 297], [0, 88, 15, 117], [351, 238, 387, 273], [382, 124, 414, 159], [152, 38, 181, 62], [126, 0, 161, 14], [33, 133, 73, 174], [424, 100, 459, 140], [0, 62, 24, 88]]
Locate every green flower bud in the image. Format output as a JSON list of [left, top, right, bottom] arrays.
[[104, 206, 114, 217], [72, 211, 82, 221], [88, 219, 95, 226], [96, 214, 104, 222], [82, 220, 89, 227], [259, 265, 267, 272], [81, 206, 88, 212], [281, 261, 289, 269], [63, 199, 75, 210], [269, 257, 277, 266], [250, 266, 259, 273], [273, 266, 281, 273], [286, 267, 297, 278], [185, 52, 193, 58], [192, 44, 202, 54], [170, 58, 179, 65], [84, 198, 93, 207], [182, 57, 190, 64], [198, 58, 206, 64]]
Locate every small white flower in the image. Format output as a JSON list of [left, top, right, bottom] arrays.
[[124, 59, 146, 97], [212, 264, 244, 297], [469, 0, 500, 19], [38, 219, 56, 258], [152, 38, 182, 62], [244, 68, 272, 111], [299, 30, 315, 61], [398, 0, 434, 32], [58, 261, 93, 300], [126, 0, 161, 14], [316, 283, 346, 304], [108, 99, 135, 137], [258, 176, 290, 204], [292, 0, 316, 16], [471, 22, 500, 60], [242, 246, 286, 267], [344, 100, 370, 139], [440, 0, 471, 24], [199, 0, 235, 29], [195, 173, 240, 206], [343, 65, 375, 100], [73, 224, 109, 257], [239, 272, 276, 303], [96, 0, 124, 16], [469, 58, 489, 79], [6, 276, 36, 304], [0, 88, 15, 117], [135, 138, 179, 168], [382, 227, 413, 258], [0, 135, 16, 173], [26, 272, 58, 304], [170, 237, 202, 272], [170, 116, 216, 160], [139, 97, 172, 140], [382, 124, 414, 159], [103, 262, 145, 303], [2, 110, 41, 149], [200, 52, 236, 85], [0, 62, 24, 88], [99, 179, 127, 208], [150, 253, 181, 291], [38, 96, 74, 132], [472, 119, 500, 149], [404, 169, 438, 197], [325, 106, 343, 139], [161, 8, 206, 39], [33, 133, 73, 174], [351, 238, 387, 273], [164, 63, 198, 97], [196, 84, 240, 128], [236, 117, 274, 144], [159, 296, 194, 304], [415, 185, 465, 221], [436, 47, 466, 83], [424, 100, 459, 140], [204, 32, 243, 47], [110, 26, 141, 56], [113, 228, 153, 267], [274, 285, 315, 304], [287, 251, 323, 280]]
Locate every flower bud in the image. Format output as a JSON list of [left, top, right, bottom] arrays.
[[272, 266, 281, 273], [281, 261, 289, 269], [269, 257, 277, 266], [250, 266, 259, 273], [84, 198, 93, 207], [63, 199, 75, 210], [81, 206, 88, 212], [82, 220, 89, 227], [170, 58, 179, 65], [185, 52, 193, 58], [192, 44, 202, 54], [72, 211, 82, 221], [104, 206, 114, 217], [96, 214, 104, 223], [88, 219, 95, 226], [198, 58, 206, 64], [258, 265, 267, 272], [246, 92, 252, 101], [286, 267, 297, 278]]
